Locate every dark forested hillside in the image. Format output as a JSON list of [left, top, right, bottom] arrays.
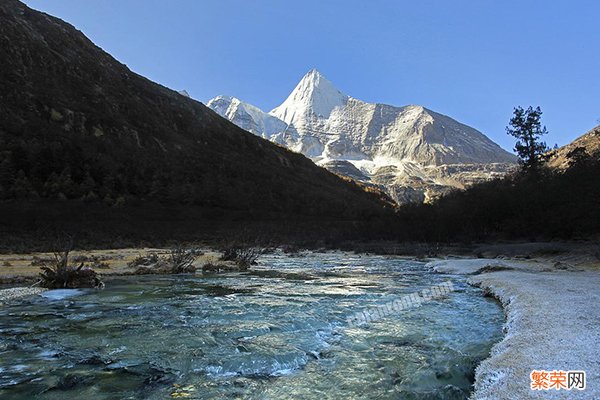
[[0, 0, 395, 248], [396, 127, 600, 242]]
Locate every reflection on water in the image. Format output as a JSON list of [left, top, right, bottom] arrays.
[[0, 252, 503, 399]]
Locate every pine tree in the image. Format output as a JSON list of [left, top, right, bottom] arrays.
[[0, 158, 15, 188], [57, 167, 77, 198], [506, 106, 549, 172], [79, 170, 96, 195], [43, 172, 61, 198], [11, 170, 37, 199]]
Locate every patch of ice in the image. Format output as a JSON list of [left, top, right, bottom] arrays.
[[40, 289, 85, 300]]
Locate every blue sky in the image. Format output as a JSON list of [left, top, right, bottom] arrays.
[[23, 0, 600, 151]]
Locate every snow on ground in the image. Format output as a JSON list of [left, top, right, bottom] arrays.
[[428, 258, 600, 399]]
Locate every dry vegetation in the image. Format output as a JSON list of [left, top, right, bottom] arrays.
[[219, 245, 262, 270], [125, 247, 203, 274], [168, 247, 198, 273], [38, 249, 103, 289]]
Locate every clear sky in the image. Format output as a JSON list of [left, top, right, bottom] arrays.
[[22, 0, 600, 151]]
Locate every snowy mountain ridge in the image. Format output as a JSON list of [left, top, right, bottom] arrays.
[[207, 69, 517, 203]]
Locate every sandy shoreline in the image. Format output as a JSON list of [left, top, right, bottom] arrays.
[[0, 247, 223, 305], [429, 258, 600, 399]]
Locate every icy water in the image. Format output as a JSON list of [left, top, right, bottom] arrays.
[[0, 252, 503, 399]]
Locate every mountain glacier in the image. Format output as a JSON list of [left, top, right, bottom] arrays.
[[207, 69, 517, 203]]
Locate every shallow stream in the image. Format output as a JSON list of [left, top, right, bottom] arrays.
[[0, 252, 503, 399]]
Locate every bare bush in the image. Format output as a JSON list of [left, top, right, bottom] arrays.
[[127, 253, 159, 268], [169, 247, 197, 273], [220, 245, 263, 270], [39, 249, 103, 289], [128, 248, 197, 275]]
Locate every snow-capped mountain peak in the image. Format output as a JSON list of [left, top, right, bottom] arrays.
[[207, 69, 517, 204], [270, 69, 349, 124]]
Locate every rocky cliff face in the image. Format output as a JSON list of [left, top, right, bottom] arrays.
[[208, 69, 517, 203], [547, 125, 600, 169]]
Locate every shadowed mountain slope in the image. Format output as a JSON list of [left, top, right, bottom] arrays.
[[0, 0, 394, 247]]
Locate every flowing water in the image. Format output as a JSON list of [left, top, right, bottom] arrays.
[[0, 252, 503, 399]]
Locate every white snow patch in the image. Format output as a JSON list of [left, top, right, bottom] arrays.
[[428, 259, 600, 399]]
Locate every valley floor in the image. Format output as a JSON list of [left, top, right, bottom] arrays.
[[429, 258, 600, 399], [0, 248, 223, 283]]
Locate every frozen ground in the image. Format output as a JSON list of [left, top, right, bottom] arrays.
[[0, 287, 46, 304], [429, 258, 600, 399]]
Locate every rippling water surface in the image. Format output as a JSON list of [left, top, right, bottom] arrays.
[[0, 252, 503, 399]]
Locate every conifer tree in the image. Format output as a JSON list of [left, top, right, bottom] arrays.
[[506, 106, 549, 172]]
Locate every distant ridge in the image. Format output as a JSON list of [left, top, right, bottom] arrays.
[[547, 125, 600, 169]]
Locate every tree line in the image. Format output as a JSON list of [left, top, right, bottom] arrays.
[[396, 107, 600, 242]]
